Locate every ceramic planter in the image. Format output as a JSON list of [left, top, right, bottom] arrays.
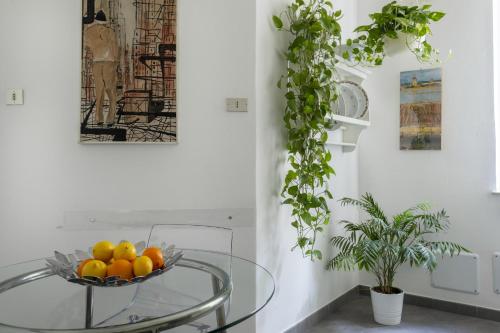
[[383, 33, 423, 57], [370, 287, 404, 325]]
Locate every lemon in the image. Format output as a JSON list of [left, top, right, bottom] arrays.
[[113, 241, 137, 261], [81, 260, 107, 279], [133, 256, 153, 277], [92, 241, 115, 262]]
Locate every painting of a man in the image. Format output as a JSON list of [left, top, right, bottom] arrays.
[[84, 10, 119, 127], [81, 0, 177, 143]]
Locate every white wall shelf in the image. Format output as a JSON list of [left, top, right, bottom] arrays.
[[327, 57, 371, 152], [335, 56, 371, 83], [327, 118, 370, 153]]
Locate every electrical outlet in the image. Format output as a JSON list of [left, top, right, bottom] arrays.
[[6, 89, 24, 105], [226, 98, 248, 112]]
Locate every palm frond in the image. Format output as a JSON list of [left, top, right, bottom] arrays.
[[326, 253, 357, 271], [340, 193, 388, 224]]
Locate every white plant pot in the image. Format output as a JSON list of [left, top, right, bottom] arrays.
[[370, 287, 405, 326], [384, 33, 422, 57]]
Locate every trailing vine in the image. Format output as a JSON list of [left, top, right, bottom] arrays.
[[273, 0, 445, 261], [273, 0, 340, 261]]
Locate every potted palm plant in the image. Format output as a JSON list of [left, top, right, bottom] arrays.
[[327, 193, 469, 326]]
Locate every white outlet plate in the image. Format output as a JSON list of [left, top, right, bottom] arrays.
[[6, 89, 24, 105], [226, 98, 248, 112]]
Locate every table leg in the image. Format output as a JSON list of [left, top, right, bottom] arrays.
[[211, 275, 227, 332], [85, 285, 94, 329]]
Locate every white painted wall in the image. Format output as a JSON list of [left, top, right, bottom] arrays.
[[255, 1, 361, 332], [0, 1, 257, 331], [0, 0, 256, 261], [358, 0, 500, 310]]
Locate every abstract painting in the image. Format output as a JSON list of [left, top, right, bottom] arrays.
[[400, 68, 442, 150], [81, 0, 177, 143]]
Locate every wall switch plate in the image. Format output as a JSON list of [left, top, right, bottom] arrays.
[[226, 98, 248, 112], [6, 89, 24, 105]]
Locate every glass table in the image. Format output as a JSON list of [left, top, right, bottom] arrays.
[[0, 249, 274, 332]]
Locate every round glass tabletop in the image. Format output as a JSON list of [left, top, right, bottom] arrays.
[[0, 249, 274, 332]]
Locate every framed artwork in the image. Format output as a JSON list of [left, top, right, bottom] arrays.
[[81, 0, 177, 143], [400, 68, 442, 150]]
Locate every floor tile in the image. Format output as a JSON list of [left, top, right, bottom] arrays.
[[309, 296, 500, 333]]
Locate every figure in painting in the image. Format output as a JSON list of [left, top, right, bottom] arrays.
[[84, 10, 119, 127]]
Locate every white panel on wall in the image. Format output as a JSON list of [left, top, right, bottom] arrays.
[[493, 253, 500, 294], [431, 253, 480, 294]]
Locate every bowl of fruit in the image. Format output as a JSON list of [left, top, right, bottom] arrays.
[[46, 240, 183, 287]]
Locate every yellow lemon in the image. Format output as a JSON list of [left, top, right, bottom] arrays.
[[133, 256, 153, 277], [92, 241, 115, 262], [81, 260, 107, 279], [113, 241, 137, 261]]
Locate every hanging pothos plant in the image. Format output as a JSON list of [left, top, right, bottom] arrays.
[[273, 0, 340, 261], [273, 0, 445, 261], [346, 1, 446, 65]]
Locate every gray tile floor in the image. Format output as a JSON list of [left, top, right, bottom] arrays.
[[309, 296, 500, 333]]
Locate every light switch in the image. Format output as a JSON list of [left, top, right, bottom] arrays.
[[226, 98, 248, 112], [6, 89, 24, 105]]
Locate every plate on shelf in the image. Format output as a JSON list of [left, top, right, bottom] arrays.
[[46, 241, 183, 287], [333, 81, 368, 120]]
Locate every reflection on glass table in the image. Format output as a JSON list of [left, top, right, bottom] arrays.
[[0, 226, 274, 332]]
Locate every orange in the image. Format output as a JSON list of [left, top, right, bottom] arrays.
[[81, 260, 107, 279], [113, 241, 137, 261], [107, 259, 134, 280], [77, 259, 93, 277], [133, 256, 153, 277], [143, 247, 164, 270], [92, 241, 115, 262]]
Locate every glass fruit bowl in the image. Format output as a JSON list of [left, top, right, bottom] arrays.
[[45, 241, 183, 287]]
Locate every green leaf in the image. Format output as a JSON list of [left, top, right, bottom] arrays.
[[429, 12, 445, 22], [272, 15, 283, 29], [288, 186, 299, 196]]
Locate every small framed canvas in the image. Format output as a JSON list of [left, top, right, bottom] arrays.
[[400, 68, 442, 150], [81, 0, 177, 143]]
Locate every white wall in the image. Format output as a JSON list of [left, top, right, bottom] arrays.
[[0, 0, 256, 262], [255, 1, 361, 332], [358, 0, 500, 310]]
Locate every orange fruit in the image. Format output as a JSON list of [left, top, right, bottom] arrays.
[[92, 241, 115, 262], [143, 247, 164, 270], [133, 256, 153, 277], [81, 260, 107, 279], [113, 241, 137, 261], [77, 259, 93, 277], [107, 259, 134, 280]]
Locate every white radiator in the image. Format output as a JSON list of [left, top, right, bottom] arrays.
[[493, 253, 500, 294], [431, 253, 480, 294]]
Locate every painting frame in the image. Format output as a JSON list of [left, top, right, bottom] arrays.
[[80, 0, 178, 144], [400, 68, 442, 151]]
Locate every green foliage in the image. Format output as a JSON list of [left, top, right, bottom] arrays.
[[273, 0, 340, 261], [327, 193, 469, 294], [273, 0, 446, 262], [346, 1, 445, 64]]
